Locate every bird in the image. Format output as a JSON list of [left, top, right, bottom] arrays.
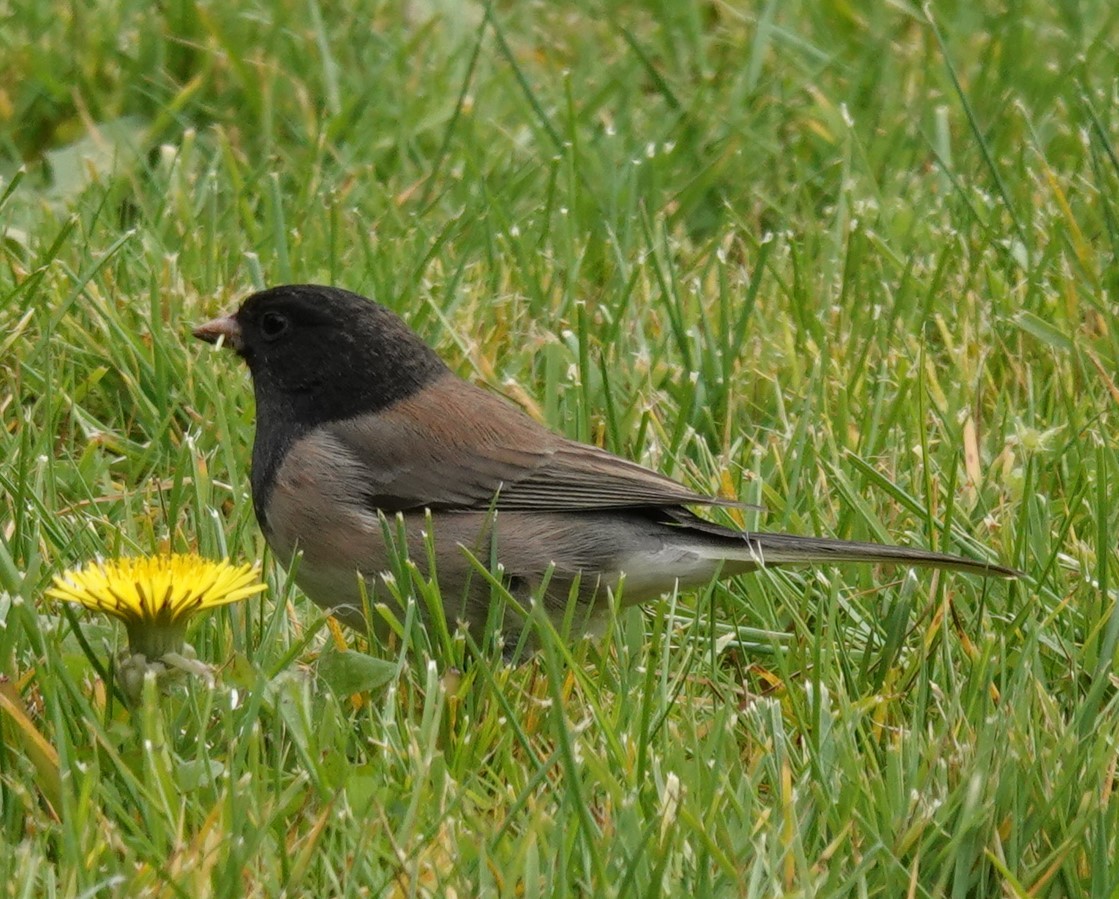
[[193, 284, 1017, 649]]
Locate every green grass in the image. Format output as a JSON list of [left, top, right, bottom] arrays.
[[2, 0, 1117, 894]]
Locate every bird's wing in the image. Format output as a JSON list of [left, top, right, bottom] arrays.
[[323, 375, 735, 514], [489, 439, 740, 511]]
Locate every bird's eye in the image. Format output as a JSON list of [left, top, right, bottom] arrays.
[[259, 311, 289, 340]]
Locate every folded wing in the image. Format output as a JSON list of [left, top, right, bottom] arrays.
[[325, 374, 733, 514]]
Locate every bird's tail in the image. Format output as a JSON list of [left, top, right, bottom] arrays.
[[711, 531, 1020, 579]]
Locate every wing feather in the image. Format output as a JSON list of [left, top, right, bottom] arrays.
[[323, 375, 734, 514]]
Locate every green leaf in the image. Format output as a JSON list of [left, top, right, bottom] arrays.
[[1013, 311, 1073, 351], [317, 648, 397, 695]]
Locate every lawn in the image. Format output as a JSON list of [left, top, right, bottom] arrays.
[[2, 0, 1117, 895]]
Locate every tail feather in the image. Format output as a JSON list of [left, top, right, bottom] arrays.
[[717, 531, 1020, 579]]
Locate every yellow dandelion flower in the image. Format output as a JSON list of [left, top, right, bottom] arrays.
[[48, 554, 266, 659]]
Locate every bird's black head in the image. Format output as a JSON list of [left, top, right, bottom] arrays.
[[194, 284, 450, 524], [195, 284, 449, 429]]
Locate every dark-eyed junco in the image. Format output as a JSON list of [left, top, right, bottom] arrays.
[[194, 284, 1017, 644]]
